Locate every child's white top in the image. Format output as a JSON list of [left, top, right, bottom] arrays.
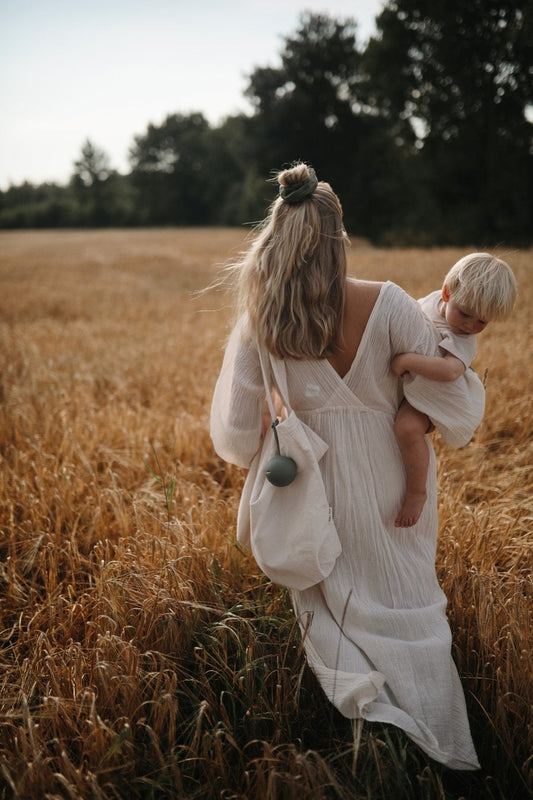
[[419, 290, 476, 368]]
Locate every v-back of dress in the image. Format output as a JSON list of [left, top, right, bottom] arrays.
[[210, 281, 481, 769], [284, 282, 405, 417], [325, 278, 383, 381]]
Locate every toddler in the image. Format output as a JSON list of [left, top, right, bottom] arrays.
[[392, 252, 516, 527]]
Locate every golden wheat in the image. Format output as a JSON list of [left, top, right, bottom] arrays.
[[0, 229, 531, 799]]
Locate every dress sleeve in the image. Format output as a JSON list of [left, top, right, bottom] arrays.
[[389, 284, 485, 448], [210, 318, 265, 468]]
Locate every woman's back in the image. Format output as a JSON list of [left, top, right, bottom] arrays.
[[326, 279, 383, 378]]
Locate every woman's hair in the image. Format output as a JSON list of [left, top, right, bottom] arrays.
[[235, 162, 348, 359], [443, 252, 517, 321]]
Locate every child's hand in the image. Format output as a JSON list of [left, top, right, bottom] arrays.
[[391, 354, 411, 377]]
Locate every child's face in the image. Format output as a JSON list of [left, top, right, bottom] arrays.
[[441, 290, 488, 335]]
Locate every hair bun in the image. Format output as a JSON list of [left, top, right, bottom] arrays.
[[279, 167, 318, 204]]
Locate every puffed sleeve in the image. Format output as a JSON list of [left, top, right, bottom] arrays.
[[388, 283, 485, 448], [210, 318, 265, 467]]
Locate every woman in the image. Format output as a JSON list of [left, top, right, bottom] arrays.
[[210, 163, 481, 769]]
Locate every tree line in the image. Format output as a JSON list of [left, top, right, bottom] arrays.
[[1, 1, 531, 245]]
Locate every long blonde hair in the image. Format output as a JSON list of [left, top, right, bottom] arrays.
[[236, 163, 348, 359]]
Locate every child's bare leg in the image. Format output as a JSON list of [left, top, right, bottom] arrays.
[[394, 400, 431, 527]]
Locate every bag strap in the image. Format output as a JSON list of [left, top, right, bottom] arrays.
[[257, 346, 292, 421]]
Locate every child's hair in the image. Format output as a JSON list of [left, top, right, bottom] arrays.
[[443, 252, 517, 321], [235, 162, 348, 359]]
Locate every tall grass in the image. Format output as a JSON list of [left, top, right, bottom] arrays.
[[0, 229, 531, 799]]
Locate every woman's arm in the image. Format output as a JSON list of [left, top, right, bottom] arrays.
[[210, 321, 265, 468]]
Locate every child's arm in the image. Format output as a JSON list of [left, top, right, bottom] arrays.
[[392, 351, 466, 382]]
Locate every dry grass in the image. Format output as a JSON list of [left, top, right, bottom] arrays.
[[0, 229, 531, 799]]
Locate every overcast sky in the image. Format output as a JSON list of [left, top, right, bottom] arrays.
[[0, 0, 384, 188]]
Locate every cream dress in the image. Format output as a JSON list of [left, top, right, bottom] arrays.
[[210, 281, 482, 770]]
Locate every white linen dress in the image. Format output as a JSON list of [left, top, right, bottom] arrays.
[[210, 281, 482, 770]]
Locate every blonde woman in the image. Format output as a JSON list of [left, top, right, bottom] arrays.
[[210, 162, 481, 770]]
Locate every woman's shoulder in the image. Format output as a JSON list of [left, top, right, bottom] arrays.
[[347, 278, 414, 308], [344, 278, 382, 317], [346, 278, 383, 304], [347, 277, 384, 292]]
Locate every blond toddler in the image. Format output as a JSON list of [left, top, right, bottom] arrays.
[[392, 252, 516, 527]]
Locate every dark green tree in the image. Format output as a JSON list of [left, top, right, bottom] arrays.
[[128, 111, 270, 226], [243, 12, 409, 239], [129, 113, 214, 224], [0, 181, 79, 228], [73, 139, 111, 186], [198, 116, 260, 225], [245, 12, 361, 168], [71, 139, 125, 226], [363, 0, 533, 243]]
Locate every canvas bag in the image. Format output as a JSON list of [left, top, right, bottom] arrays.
[[236, 347, 342, 590]]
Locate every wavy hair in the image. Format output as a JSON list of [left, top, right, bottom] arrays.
[[235, 163, 348, 359]]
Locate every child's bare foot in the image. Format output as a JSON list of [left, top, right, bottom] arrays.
[[395, 491, 427, 528]]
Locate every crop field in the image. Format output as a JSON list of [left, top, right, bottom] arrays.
[[0, 229, 531, 799]]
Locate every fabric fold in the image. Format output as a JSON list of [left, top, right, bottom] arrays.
[[404, 369, 485, 448]]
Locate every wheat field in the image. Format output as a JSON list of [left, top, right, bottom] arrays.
[[0, 229, 531, 800]]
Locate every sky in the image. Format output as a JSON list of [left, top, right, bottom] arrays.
[[0, 0, 384, 189]]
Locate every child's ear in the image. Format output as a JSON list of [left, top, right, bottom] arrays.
[[442, 285, 451, 302]]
